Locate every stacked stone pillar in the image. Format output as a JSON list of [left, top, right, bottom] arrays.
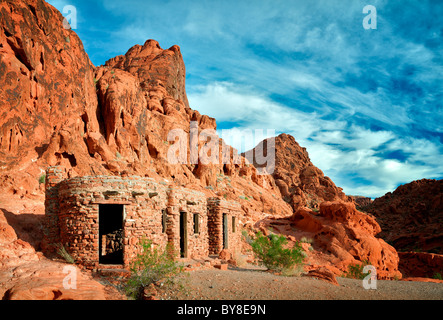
[[42, 166, 66, 254]]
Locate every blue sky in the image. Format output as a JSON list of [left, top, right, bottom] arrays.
[[47, 0, 442, 198]]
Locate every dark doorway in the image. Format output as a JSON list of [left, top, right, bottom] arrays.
[[223, 213, 228, 249], [99, 204, 124, 264], [180, 212, 187, 258]]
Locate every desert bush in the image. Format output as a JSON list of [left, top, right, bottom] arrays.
[[125, 238, 184, 300], [57, 243, 75, 264], [433, 272, 442, 280], [247, 231, 305, 274], [300, 236, 313, 244], [38, 174, 46, 184], [345, 260, 370, 279]]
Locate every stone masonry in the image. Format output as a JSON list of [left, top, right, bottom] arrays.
[[207, 197, 242, 255], [43, 166, 243, 270]]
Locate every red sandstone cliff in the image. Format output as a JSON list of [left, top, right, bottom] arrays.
[[0, 0, 100, 196], [365, 179, 443, 254]]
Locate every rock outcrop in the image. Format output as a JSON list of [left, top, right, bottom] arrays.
[[289, 201, 401, 279], [1, 260, 108, 300], [365, 179, 442, 254], [397, 252, 443, 279], [352, 196, 373, 210], [0, 0, 99, 197], [0, 209, 39, 269], [244, 134, 353, 212]]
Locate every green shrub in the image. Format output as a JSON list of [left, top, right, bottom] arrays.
[[38, 174, 46, 184], [125, 238, 184, 300], [345, 260, 370, 279], [247, 231, 305, 274], [433, 272, 442, 280], [56, 243, 75, 264]]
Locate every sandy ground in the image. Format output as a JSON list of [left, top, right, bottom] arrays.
[[151, 265, 443, 300]]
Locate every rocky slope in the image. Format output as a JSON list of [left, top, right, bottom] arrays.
[[256, 201, 401, 279], [244, 133, 353, 212], [364, 179, 442, 254]]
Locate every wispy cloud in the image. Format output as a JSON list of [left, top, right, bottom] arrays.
[[189, 81, 442, 198]]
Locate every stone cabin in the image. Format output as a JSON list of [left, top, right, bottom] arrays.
[[43, 166, 242, 269]]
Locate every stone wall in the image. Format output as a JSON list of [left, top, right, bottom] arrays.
[[43, 166, 218, 269], [54, 175, 171, 268], [207, 197, 242, 256], [42, 166, 66, 253], [166, 186, 209, 259]]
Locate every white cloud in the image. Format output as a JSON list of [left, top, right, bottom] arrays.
[[189, 81, 442, 198], [188, 82, 327, 143]]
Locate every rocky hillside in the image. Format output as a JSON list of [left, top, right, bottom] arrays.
[[365, 179, 443, 254], [244, 133, 353, 211], [0, 0, 355, 222]]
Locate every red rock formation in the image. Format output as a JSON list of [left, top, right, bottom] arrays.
[[306, 267, 339, 286], [352, 196, 373, 210], [290, 201, 401, 279], [104, 39, 189, 109], [0, 0, 99, 196], [366, 179, 443, 254], [397, 252, 443, 279], [1, 259, 111, 300], [0, 209, 39, 269], [244, 134, 353, 212]]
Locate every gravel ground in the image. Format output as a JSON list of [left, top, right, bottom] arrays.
[[161, 267, 443, 300]]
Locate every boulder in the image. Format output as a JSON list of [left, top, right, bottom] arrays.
[[290, 201, 401, 279], [306, 267, 339, 286]]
